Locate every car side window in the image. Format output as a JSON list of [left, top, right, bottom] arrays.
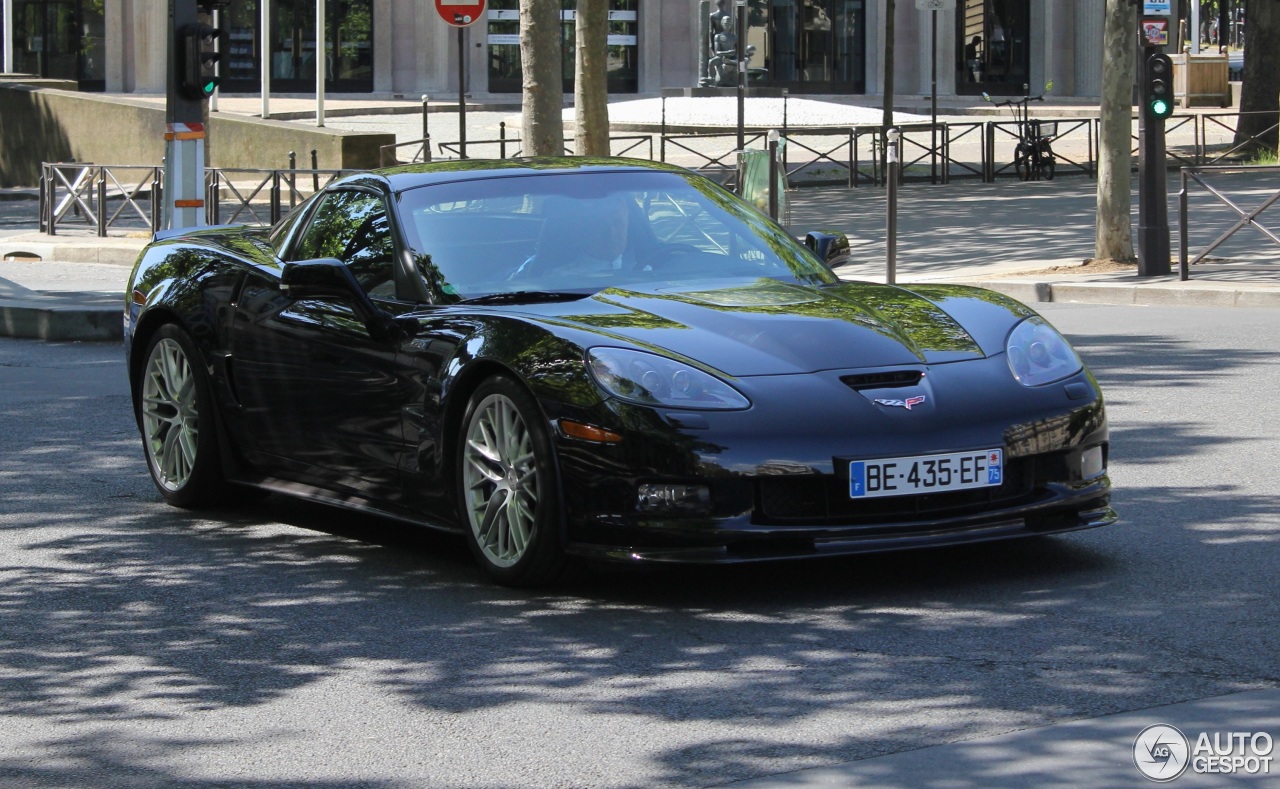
[[292, 191, 397, 298]]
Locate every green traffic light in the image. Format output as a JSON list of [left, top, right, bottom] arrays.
[[1151, 99, 1171, 119], [202, 78, 220, 97]]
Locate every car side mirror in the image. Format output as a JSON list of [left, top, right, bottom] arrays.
[[281, 257, 363, 301], [803, 231, 851, 270], [280, 258, 416, 341]]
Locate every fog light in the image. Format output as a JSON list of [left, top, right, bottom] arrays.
[[1081, 445, 1105, 479], [637, 484, 711, 514]]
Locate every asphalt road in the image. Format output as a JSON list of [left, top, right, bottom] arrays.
[[1, 303, 1277, 788]]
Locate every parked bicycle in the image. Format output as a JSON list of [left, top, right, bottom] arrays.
[[985, 83, 1056, 181]]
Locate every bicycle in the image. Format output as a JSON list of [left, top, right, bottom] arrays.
[[984, 83, 1056, 181]]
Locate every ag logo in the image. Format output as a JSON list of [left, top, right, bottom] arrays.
[[1134, 724, 1190, 782]]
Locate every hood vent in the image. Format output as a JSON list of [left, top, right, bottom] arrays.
[[841, 370, 923, 390]]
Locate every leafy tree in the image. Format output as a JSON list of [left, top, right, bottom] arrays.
[[520, 0, 565, 155], [574, 0, 610, 156], [1096, 0, 1137, 262], [1235, 0, 1280, 154]]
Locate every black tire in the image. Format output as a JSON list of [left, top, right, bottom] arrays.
[[1014, 147, 1032, 181], [1041, 151, 1056, 181], [456, 375, 566, 586], [136, 324, 228, 508]]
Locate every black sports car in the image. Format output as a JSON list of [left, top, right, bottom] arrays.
[[125, 158, 1114, 585]]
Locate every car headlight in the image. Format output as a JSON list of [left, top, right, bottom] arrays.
[[586, 348, 750, 410], [1005, 316, 1083, 386]]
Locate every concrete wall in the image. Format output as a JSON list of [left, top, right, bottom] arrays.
[[0, 82, 394, 187]]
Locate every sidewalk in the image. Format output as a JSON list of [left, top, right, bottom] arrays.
[[3, 162, 1278, 342]]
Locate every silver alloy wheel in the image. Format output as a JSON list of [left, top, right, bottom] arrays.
[[462, 392, 539, 568], [141, 337, 200, 492]]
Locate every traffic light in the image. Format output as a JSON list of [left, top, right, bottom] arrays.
[[1145, 52, 1174, 121], [178, 22, 223, 100]]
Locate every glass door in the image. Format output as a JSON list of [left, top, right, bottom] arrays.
[[955, 0, 1028, 96], [751, 0, 863, 94], [221, 0, 373, 93], [12, 0, 104, 89]]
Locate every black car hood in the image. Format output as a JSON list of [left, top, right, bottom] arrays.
[[520, 279, 996, 377]]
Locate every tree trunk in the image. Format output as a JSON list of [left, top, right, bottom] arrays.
[[1096, 0, 1137, 262], [520, 0, 565, 156], [882, 0, 896, 130], [1235, 0, 1280, 154], [574, 0, 610, 156]]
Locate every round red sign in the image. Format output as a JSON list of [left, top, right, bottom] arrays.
[[435, 0, 486, 27]]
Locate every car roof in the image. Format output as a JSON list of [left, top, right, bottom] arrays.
[[334, 157, 693, 194]]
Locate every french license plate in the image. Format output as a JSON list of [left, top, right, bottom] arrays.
[[850, 449, 1003, 499]]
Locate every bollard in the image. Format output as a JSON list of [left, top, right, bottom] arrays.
[[500, 122, 507, 160], [97, 168, 107, 237], [310, 149, 319, 193], [767, 130, 780, 221], [422, 94, 430, 143], [886, 128, 900, 286]]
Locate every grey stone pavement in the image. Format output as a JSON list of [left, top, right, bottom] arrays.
[[3, 95, 1280, 788]]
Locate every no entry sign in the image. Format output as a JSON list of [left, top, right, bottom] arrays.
[[436, 0, 486, 27]]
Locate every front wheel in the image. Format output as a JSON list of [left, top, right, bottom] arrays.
[[137, 324, 228, 508], [457, 376, 566, 586]]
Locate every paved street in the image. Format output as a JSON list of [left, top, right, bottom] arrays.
[[1, 302, 1277, 788]]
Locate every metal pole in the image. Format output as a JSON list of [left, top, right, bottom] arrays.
[[736, 0, 746, 152], [931, 9, 937, 185], [422, 94, 430, 142], [1179, 168, 1189, 281], [2, 0, 13, 73], [210, 8, 220, 112], [316, 0, 326, 127], [261, 0, 271, 118], [1138, 48, 1171, 276], [311, 149, 319, 191], [458, 25, 467, 159], [886, 128, 900, 285], [660, 97, 667, 162], [767, 129, 779, 221], [97, 169, 107, 238]]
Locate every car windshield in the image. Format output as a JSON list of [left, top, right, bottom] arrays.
[[395, 170, 836, 302]]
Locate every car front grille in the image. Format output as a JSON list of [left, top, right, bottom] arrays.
[[755, 457, 1037, 524]]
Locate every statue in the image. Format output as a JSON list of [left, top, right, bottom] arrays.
[[700, 0, 756, 88]]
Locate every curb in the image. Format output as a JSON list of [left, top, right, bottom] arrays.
[[0, 301, 121, 342], [0, 238, 145, 267], [969, 279, 1280, 310]]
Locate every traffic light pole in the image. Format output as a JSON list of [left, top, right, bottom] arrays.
[[165, 0, 225, 229], [1137, 45, 1172, 276]]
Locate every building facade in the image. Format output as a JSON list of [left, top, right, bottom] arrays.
[[0, 0, 1104, 99]]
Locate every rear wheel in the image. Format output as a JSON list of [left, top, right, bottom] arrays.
[[457, 376, 566, 586], [1014, 146, 1032, 181], [1041, 149, 1056, 181], [137, 324, 227, 508]]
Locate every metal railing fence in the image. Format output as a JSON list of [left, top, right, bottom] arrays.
[[1178, 164, 1280, 280], [40, 162, 359, 234]]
